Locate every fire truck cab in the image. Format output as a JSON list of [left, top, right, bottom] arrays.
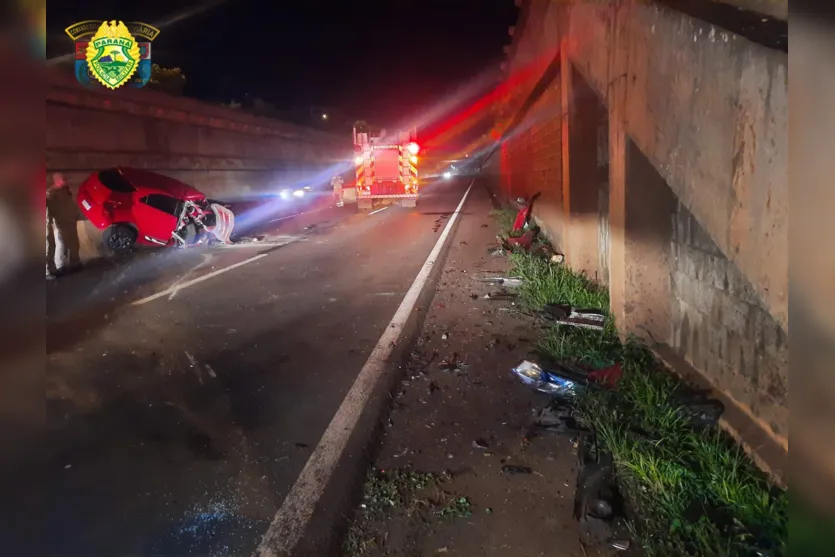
[[353, 127, 420, 210]]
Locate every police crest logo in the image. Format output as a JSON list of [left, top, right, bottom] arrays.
[[85, 21, 140, 89], [65, 20, 160, 89]]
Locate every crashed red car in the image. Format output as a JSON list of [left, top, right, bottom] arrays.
[[76, 167, 234, 254]]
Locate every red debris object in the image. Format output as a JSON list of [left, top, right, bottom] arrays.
[[587, 363, 623, 389], [504, 228, 538, 251], [512, 202, 531, 232], [511, 193, 541, 232]]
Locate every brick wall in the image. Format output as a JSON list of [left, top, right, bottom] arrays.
[[670, 201, 788, 439]]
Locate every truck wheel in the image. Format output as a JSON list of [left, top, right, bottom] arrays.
[[103, 224, 136, 256]]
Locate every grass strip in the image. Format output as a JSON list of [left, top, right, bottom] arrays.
[[496, 209, 787, 556]]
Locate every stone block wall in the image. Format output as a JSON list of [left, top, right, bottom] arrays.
[[670, 200, 788, 439]]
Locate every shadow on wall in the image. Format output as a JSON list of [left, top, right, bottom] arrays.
[[624, 138, 788, 442]]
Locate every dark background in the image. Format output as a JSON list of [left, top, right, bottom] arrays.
[[47, 0, 519, 131]]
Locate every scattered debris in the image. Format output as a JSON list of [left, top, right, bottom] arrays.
[[541, 304, 606, 331], [502, 227, 539, 251], [439, 354, 469, 374], [673, 391, 726, 428], [574, 435, 619, 524], [610, 539, 631, 551], [512, 360, 584, 398], [512, 193, 540, 232], [529, 403, 581, 436], [550, 253, 565, 264], [441, 333, 449, 340], [501, 464, 533, 475], [472, 438, 490, 450], [475, 275, 523, 288], [587, 363, 623, 388], [484, 291, 517, 301]]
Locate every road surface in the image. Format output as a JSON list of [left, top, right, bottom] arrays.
[[37, 176, 480, 556]]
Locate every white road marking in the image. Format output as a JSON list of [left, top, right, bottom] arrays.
[[169, 253, 214, 300], [367, 206, 390, 216], [268, 206, 332, 223], [256, 179, 475, 557], [131, 253, 267, 306]]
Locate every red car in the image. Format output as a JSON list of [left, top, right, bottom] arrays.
[[76, 167, 232, 254]]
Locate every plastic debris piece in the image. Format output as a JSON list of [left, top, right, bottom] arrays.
[[475, 275, 523, 288], [550, 253, 565, 264], [503, 227, 539, 251], [485, 291, 518, 301], [473, 438, 490, 450], [587, 363, 623, 388], [512, 360, 582, 398], [610, 539, 630, 551], [541, 304, 606, 331]]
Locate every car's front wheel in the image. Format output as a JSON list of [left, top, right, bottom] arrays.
[[103, 224, 137, 256]]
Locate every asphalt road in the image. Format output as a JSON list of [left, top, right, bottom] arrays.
[[38, 176, 475, 557]]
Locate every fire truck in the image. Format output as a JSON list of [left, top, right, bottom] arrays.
[[353, 126, 420, 209]]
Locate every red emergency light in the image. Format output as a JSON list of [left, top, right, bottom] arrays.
[[407, 142, 420, 155]]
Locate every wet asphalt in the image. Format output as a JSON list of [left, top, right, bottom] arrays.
[[35, 177, 472, 556]]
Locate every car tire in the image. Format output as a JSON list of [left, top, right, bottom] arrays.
[[103, 224, 136, 256]]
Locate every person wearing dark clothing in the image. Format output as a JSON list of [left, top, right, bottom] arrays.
[[45, 173, 81, 278]]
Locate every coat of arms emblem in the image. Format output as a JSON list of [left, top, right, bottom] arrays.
[[65, 20, 160, 89]]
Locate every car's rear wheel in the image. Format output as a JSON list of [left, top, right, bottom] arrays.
[[103, 224, 136, 256]]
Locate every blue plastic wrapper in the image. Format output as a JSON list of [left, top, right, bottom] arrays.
[[512, 360, 581, 398]]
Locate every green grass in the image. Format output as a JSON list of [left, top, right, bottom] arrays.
[[344, 468, 469, 556], [490, 206, 521, 237], [359, 467, 437, 515], [499, 230, 788, 555]]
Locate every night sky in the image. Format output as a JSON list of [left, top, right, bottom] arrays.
[[47, 0, 519, 126]]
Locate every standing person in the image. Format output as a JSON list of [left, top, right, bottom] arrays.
[[331, 175, 344, 207], [45, 173, 81, 279]]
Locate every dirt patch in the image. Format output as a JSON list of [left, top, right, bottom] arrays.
[[343, 187, 623, 557]]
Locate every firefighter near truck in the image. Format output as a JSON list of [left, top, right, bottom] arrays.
[[353, 126, 420, 210]]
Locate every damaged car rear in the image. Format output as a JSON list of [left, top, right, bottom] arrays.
[[77, 167, 235, 255]]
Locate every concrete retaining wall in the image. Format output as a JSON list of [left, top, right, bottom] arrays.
[[495, 0, 787, 481]]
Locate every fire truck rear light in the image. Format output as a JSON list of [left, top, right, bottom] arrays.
[[407, 142, 420, 155], [410, 155, 418, 164], [355, 156, 364, 165]]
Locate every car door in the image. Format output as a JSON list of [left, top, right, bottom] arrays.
[[132, 193, 181, 244]]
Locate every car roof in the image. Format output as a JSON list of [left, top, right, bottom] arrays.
[[117, 167, 206, 200]]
